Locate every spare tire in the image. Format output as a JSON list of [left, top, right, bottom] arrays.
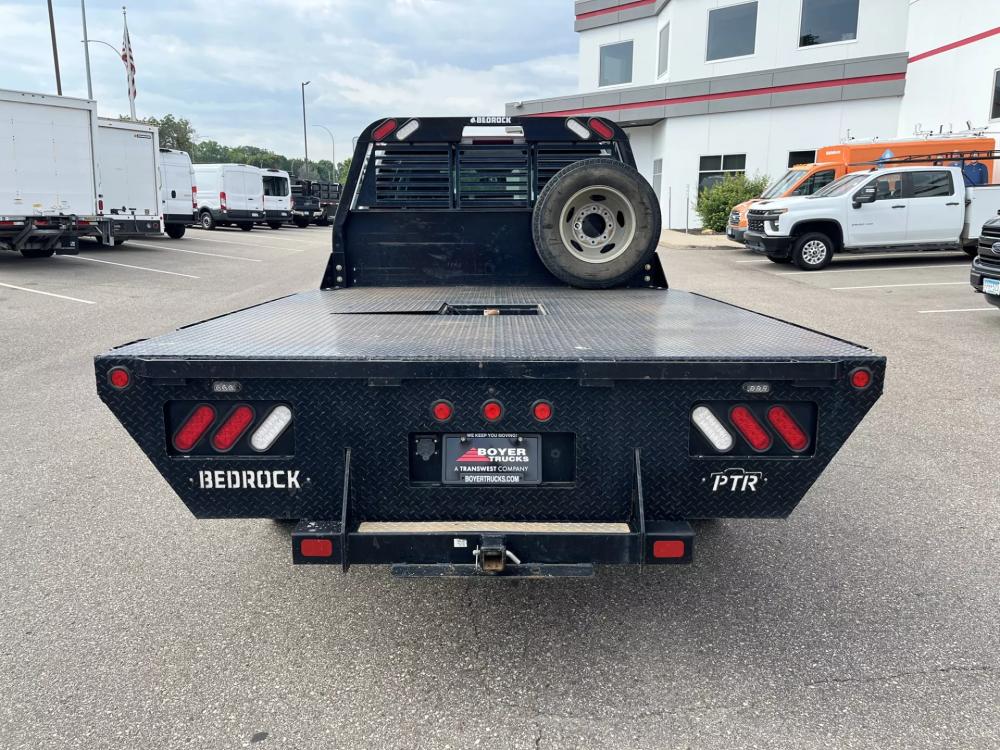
[[532, 158, 661, 289]]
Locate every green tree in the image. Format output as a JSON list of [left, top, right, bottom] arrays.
[[124, 114, 197, 152], [695, 173, 771, 232]]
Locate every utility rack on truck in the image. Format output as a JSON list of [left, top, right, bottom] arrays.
[[96, 116, 885, 578]]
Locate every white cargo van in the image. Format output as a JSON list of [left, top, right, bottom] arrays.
[[96, 117, 162, 244], [260, 168, 291, 229], [0, 88, 103, 257], [192, 164, 264, 231], [159, 149, 196, 239]]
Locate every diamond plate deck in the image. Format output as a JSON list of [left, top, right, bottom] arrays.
[[110, 287, 872, 362]]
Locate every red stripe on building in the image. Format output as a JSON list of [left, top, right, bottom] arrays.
[[908, 25, 1000, 63], [576, 0, 656, 21], [529, 72, 906, 118]]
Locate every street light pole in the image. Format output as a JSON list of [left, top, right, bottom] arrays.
[[81, 0, 93, 99], [313, 125, 335, 179], [301, 81, 311, 177], [85, 39, 128, 110], [47, 0, 63, 95]]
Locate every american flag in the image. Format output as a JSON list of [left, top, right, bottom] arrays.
[[121, 19, 136, 102]]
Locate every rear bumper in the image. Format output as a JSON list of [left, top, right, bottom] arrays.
[[107, 216, 162, 238], [163, 213, 195, 225], [217, 209, 263, 222], [0, 216, 93, 253], [746, 231, 793, 258], [970, 256, 1000, 308], [264, 210, 291, 220]]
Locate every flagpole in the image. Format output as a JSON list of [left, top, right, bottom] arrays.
[[123, 6, 136, 120]]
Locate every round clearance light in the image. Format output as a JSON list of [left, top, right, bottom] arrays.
[[532, 400, 553, 422], [849, 367, 873, 390], [482, 400, 503, 422], [108, 367, 131, 390], [431, 400, 454, 423]]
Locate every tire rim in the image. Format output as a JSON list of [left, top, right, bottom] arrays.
[[557, 185, 636, 264], [801, 239, 828, 266], [201, 215, 211, 228]]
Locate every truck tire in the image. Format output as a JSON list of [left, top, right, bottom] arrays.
[[791, 232, 834, 271], [165, 224, 186, 239], [964, 244, 979, 258], [267, 221, 283, 230], [200, 212, 216, 230], [532, 158, 661, 288], [20, 247, 56, 259], [767, 255, 792, 264], [239, 223, 254, 232]]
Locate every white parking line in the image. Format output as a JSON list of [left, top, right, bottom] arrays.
[[65, 255, 199, 278], [185, 234, 314, 248], [125, 241, 262, 262], [918, 307, 996, 314], [831, 281, 967, 291], [779, 263, 968, 276], [0, 281, 96, 304]]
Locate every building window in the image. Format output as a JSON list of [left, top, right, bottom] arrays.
[[658, 24, 670, 77], [698, 154, 746, 191], [992, 69, 1000, 120], [788, 150, 816, 168], [599, 41, 633, 87], [652, 159, 663, 199], [799, 0, 859, 47], [707, 2, 757, 61]]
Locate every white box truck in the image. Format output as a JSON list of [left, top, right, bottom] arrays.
[[95, 117, 162, 244], [0, 88, 104, 258], [192, 164, 263, 231], [159, 148, 196, 239], [260, 167, 291, 229]]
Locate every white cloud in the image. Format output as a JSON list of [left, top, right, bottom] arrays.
[[0, 0, 578, 159]]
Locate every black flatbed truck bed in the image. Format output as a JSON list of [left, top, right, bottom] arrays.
[[96, 117, 884, 577]]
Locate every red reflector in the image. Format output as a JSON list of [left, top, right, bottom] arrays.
[[588, 118, 614, 139], [432, 400, 454, 422], [850, 368, 872, 389], [482, 400, 503, 422], [372, 119, 398, 141], [652, 540, 685, 559], [211, 404, 255, 452], [108, 367, 131, 389], [300, 538, 333, 558], [98, 199, 104, 212], [766, 406, 809, 452], [173, 404, 217, 452], [532, 400, 553, 422], [730, 405, 772, 451]]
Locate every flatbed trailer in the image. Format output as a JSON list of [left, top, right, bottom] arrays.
[[96, 117, 884, 577]]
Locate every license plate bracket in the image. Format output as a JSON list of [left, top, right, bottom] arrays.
[[984, 277, 1000, 296], [442, 433, 541, 486]]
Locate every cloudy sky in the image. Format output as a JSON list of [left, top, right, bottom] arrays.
[[1, 0, 579, 160]]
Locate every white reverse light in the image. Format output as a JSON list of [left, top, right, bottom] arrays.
[[565, 118, 591, 140], [250, 405, 293, 452], [395, 119, 420, 140], [691, 406, 734, 453]]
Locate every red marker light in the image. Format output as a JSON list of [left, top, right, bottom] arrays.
[[173, 404, 217, 452], [766, 406, 809, 452], [300, 539, 333, 558], [108, 367, 131, 390], [588, 118, 614, 139], [532, 400, 553, 422], [372, 119, 398, 141], [431, 400, 454, 422], [211, 404, 255, 452], [729, 405, 773, 452], [850, 368, 872, 390], [652, 540, 685, 559], [482, 401, 503, 422]]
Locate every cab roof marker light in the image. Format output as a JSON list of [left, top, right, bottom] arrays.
[[566, 118, 591, 140], [250, 405, 293, 452], [395, 119, 420, 140], [691, 406, 734, 453]]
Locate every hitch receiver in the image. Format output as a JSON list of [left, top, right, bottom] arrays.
[[474, 534, 520, 573]]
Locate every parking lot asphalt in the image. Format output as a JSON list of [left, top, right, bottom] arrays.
[[1, 228, 997, 749]]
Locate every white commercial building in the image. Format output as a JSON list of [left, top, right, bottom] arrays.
[[507, 0, 1000, 229]]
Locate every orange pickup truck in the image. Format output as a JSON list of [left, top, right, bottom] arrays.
[[727, 135, 995, 243]]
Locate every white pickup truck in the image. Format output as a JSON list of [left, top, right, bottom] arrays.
[[744, 166, 1000, 270]]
